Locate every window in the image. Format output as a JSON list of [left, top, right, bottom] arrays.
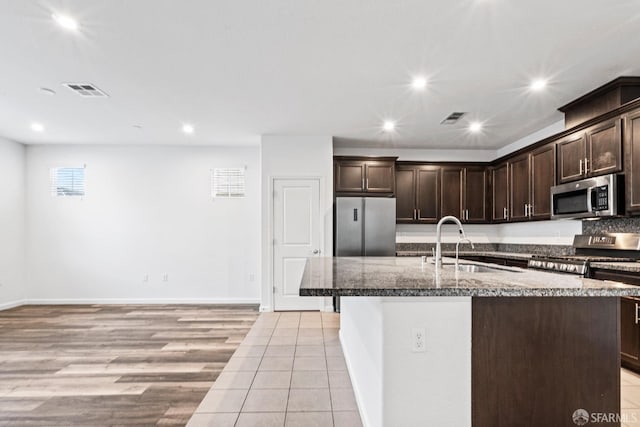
[[51, 167, 85, 197], [211, 167, 245, 198]]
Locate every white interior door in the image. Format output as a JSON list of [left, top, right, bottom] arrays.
[[273, 178, 322, 311]]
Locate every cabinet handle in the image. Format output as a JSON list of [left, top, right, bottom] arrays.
[[529, 204, 534, 217], [413, 208, 417, 221], [417, 209, 421, 219], [503, 207, 508, 220], [466, 209, 469, 220], [524, 204, 528, 217], [636, 303, 639, 325], [362, 178, 365, 190], [579, 159, 583, 175], [584, 157, 589, 174], [366, 178, 369, 189]]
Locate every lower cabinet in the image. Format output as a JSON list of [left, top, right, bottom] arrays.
[[621, 297, 640, 369], [590, 268, 640, 372]]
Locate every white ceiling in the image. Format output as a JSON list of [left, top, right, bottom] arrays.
[[1, 0, 640, 149]]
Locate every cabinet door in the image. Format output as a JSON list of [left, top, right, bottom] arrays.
[[395, 167, 416, 223], [491, 163, 509, 222], [441, 167, 463, 219], [621, 297, 640, 365], [557, 133, 587, 183], [625, 110, 640, 214], [464, 167, 487, 222], [365, 162, 395, 193], [588, 118, 622, 176], [416, 167, 440, 223], [335, 161, 365, 192], [509, 155, 530, 221], [530, 144, 555, 220]]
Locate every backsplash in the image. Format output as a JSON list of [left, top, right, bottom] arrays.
[[582, 217, 640, 234], [396, 242, 574, 256]]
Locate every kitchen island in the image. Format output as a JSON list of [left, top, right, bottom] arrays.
[[300, 257, 640, 427]]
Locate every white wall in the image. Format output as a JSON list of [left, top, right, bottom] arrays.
[[25, 145, 260, 303], [260, 135, 333, 311], [0, 137, 26, 309], [496, 120, 564, 159], [333, 147, 496, 162], [397, 220, 581, 245]]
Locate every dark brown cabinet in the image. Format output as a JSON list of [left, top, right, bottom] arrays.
[[621, 297, 640, 369], [395, 165, 440, 223], [441, 166, 486, 223], [491, 163, 509, 222], [624, 109, 640, 214], [590, 268, 640, 372], [557, 118, 622, 183], [508, 144, 555, 221], [334, 157, 396, 195]]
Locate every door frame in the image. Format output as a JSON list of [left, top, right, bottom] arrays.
[[265, 176, 326, 312]]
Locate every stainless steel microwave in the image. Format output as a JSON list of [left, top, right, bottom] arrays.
[[550, 174, 624, 219]]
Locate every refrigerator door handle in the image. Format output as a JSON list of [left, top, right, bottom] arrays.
[[353, 208, 358, 221]]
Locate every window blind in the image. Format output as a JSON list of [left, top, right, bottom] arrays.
[[212, 167, 245, 198], [50, 167, 85, 197]]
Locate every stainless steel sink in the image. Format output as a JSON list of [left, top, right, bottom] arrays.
[[453, 263, 522, 273]]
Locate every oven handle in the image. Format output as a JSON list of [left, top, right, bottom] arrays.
[[636, 303, 640, 325], [586, 187, 593, 213]]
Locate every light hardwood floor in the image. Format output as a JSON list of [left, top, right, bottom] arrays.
[[0, 304, 259, 426]]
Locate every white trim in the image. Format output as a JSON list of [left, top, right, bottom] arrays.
[[0, 300, 27, 311], [259, 305, 273, 312], [22, 298, 261, 305]]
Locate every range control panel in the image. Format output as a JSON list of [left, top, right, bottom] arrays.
[[527, 259, 588, 276]]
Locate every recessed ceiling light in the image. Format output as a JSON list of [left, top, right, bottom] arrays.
[[31, 122, 44, 132], [469, 121, 483, 133], [530, 78, 547, 91], [182, 124, 194, 134], [411, 76, 428, 91], [52, 13, 79, 31], [382, 120, 396, 132], [39, 87, 56, 96]]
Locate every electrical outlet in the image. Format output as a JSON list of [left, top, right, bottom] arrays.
[[162, 274, 169, 282], [249, 274, 255, 282], [411, 328, 426, 353], [143, 275, 149, 282]]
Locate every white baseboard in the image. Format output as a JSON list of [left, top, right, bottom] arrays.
[[0, 299, 26, 311], [340, 330, 369, 427], [259, 305, 273, 312], [22, 298, 261, 305]]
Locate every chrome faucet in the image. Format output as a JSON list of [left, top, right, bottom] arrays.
[[435, 215, 470, 269], [455, 237, 475, 267]]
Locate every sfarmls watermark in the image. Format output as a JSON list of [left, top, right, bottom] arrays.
[[572, 408, 638, 425]]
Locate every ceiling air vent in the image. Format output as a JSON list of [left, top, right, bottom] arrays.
[[440, 112, 466, 125], [62, 83, 109, 98]]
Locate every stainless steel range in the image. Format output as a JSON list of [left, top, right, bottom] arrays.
[[527, 233, 640, 276]]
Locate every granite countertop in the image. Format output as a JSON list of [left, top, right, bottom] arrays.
[[300, 256, 640, 297], [395, 250, 532, 260]]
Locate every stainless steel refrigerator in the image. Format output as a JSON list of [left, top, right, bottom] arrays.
[[334, 197, 396, 310]]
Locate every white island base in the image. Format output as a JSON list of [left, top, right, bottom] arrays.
[[340, 296, 472, 427]]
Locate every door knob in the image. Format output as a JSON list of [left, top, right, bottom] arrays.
[[312, 249, 320, 254]]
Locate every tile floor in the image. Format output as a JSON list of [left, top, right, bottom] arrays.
[[186, 311, 363, 427], [621, 369, 640, 426], [187, 310, 640, 427]]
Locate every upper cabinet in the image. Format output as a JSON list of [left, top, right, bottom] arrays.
[[395, 164, 440, 223], [624, 108, 640, 214], [504, 144, 555, 222], [557, 118, 622, 183], [441, 166, 487, 223], [334, 157, 396, 195], [491, 163, 509, 222]]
